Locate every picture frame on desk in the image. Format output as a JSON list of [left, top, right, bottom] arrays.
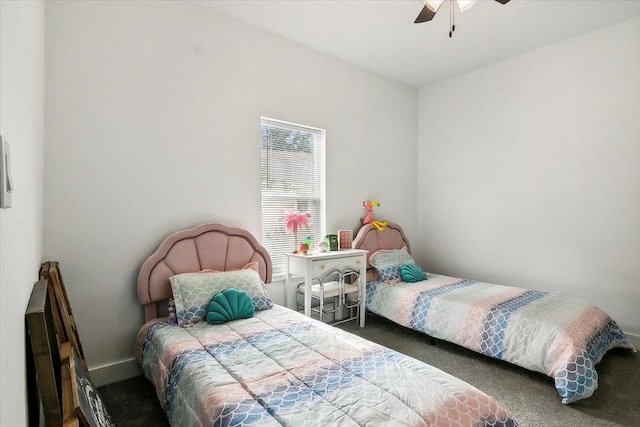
[[338, 230, 352, 250], [326, 234, 338, 251]]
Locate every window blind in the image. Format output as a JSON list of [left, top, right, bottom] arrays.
[[261, 117, 326, 275]]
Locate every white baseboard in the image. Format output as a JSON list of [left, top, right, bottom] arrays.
[[625, 331, 640, 349], [89, 357, 142, 387]]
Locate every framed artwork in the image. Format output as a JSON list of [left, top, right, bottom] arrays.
[[40, 261, 87, 370], [69, 348, 116, 427], [26, 279, 63, 426], [338, 230, 353, 250], [26, 278, 83, 427], [326, 234, 338, 251]]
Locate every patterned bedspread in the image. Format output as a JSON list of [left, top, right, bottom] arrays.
[[365, 274, 634, 404], [138, 305, 518, 426]]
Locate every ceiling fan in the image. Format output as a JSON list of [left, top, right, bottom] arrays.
[[415, 0, 511, 37]]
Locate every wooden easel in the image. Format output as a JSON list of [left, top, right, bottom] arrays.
[[26, 263, 116, 426], [26, 279, 79, 427], [40, 261, 87, 370]]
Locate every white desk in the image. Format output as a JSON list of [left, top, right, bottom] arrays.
[[285, 249, 368, 327]]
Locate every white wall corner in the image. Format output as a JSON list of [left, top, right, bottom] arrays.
[[90, 358, 142, 387], [625, 332, 640, 350]]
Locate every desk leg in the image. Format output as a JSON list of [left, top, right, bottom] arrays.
[[284, 258, 289, 309], [304, 276, 312, 318], [359, 257, 366, 328]]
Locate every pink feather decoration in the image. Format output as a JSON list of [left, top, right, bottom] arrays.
[[283, 209, 311, 234]]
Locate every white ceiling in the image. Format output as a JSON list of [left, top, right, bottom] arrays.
[[196, 0, 640, 88]]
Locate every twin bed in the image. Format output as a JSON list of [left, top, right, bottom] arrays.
[[135, 221, 632, 426], [351, 222, 634, 405], [136, 223, 518, 426]]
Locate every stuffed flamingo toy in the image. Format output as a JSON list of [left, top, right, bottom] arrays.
[[362, 201, 388, 231]]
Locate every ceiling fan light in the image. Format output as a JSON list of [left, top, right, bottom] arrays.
[[424, 0, 444, 13], [457, 0, 477, 12]]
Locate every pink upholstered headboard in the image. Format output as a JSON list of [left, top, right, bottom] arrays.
[[137, 223, 272, 322], [352, 222, 411, 265]]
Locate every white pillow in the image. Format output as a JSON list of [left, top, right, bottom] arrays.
[[369, 247, 417, 284], [169, 269, 272, 327]]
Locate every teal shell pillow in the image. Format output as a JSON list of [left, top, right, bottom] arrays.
[[169, 268, 272, 327], [207, 288, 255, 324], [400, 263, 427, 283], [369, 247, 416, 284]]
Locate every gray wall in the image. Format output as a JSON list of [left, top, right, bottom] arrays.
[[44, 0, 418, 383], [0, 1, 45, 425], [417, 17, 640, 338], [3, 2, 638, 424]]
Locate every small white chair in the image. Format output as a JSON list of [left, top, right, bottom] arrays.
[[296, 268, 361, 324]]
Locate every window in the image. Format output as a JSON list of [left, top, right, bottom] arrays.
[[261, 117, 326, 276]]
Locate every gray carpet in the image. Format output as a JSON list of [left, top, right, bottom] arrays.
[[99, 314, 638, 426]]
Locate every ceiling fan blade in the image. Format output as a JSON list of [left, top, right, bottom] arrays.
[[414, 5, 437, 23], [495, 0, 510, 4]]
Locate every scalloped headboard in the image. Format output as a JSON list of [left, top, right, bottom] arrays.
[[137, 223, 272, 322], [352, 222, 411, 264]]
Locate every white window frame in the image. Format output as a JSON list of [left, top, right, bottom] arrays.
[[260, 117, 326, 278]]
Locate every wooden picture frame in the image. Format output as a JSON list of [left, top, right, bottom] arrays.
[[68, 348, 116, 427], [338, 230, 353, 250], [26, 279, 63, 426], [40, 261, 87, 370], [26, 279, 80, 427], [27, 265, 112, 427], [326, 234, 338, 251]]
